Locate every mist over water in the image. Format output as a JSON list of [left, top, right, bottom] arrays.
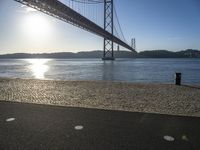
[[0, 58, 199, 84]]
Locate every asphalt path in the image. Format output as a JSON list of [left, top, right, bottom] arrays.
[[0, 101, 200, 150]]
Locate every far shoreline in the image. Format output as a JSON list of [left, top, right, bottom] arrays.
[[0, 49, 199, 59]]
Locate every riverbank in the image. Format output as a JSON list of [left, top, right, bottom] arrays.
[[0, 78, 200, 117]]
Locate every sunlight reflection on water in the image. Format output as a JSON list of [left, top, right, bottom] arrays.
[[27, 59, 50, 79], [0, 59, 199, 84]]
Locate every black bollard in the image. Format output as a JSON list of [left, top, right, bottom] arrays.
[[175, 73, 182, 85]]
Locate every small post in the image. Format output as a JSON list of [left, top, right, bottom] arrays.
[[175, 73, 182, 85]]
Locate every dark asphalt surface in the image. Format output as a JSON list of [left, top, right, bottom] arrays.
[[0, 101, 200, 150]]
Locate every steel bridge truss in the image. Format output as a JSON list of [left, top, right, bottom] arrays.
[[103, 0, 114, 60], [14, 0, 135, 59]]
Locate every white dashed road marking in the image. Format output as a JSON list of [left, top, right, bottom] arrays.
[[74, 125, 84, 130], [6, 118, 15, 122], [163, 135, 175, 142]]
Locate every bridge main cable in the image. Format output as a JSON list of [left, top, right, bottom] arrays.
[[14, 0, 135, 51]]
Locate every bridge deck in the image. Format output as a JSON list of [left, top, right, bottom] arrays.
[[14, 0, 135, 51]]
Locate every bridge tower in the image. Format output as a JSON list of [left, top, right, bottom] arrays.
[[102, 0, 114, 60], [131, 38, 136, 51]]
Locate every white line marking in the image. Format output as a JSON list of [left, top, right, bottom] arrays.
[[6, 118, 15, 122], [163, 135, 175, 142], [74, 125, 84, 130]]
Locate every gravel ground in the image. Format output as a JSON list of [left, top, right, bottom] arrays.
[[0, 78, 200, 117]]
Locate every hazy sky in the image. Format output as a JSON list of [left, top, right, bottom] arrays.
[[0, 0, 200, 54]]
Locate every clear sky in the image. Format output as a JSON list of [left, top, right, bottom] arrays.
[[0, 0, 200, 54]]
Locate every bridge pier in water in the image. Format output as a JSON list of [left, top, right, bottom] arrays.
[[102, 0, 115, 61]]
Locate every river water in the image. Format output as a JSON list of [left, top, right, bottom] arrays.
[[0, 58, 199, 84]]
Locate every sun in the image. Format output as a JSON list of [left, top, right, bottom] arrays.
[[23, 13, 50, 39]]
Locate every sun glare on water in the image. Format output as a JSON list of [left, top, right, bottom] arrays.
[[27, 59, 50, 79]]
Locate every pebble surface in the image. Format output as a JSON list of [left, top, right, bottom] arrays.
[[0, 78, 200, 117]]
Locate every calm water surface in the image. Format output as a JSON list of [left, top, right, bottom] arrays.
[[0, 58, 199, 84]]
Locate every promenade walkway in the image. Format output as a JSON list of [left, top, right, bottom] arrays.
[[0, 101, 199, 150]]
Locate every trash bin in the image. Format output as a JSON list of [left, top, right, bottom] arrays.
[[175, 73, 181, 85]]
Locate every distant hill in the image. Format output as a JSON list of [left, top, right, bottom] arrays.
[[136, 49, 200, 58], [0, 51, 135, 59], [0, 49, 199, 59]]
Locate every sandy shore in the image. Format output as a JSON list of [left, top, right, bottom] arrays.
[[0, 78, 200, 117]]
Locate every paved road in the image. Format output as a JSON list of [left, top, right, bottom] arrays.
[[0, 101, 200, 150]]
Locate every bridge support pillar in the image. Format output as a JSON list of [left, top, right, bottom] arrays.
[[102, 0, 115, 61]]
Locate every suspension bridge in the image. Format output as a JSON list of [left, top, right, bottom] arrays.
[[14, 0, 136, 60]]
